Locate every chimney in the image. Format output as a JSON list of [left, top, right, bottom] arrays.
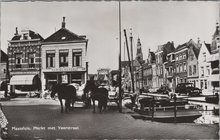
[[62, 17, 66, 28], [14, 27, 18, 35], [197, 37, 200, 44]]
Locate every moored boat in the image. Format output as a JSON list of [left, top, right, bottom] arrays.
[[126, 93, 202, 123]]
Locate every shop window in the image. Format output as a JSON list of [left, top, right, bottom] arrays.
[[59, 50, 69, 67], [15, 53, 22, 68], [46, 50, 55, 68], [61, 74, 68, 84], [28, 52, 35, 68], [73, 49, 82, 66]]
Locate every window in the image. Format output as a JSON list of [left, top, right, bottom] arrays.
[[203, 52, 206, 62], [46, 50, 55, 68], [176, 55, 178, 61], [73, 49, 82, 66], [193, 65, 196, 74], [179, 54, 182, 60], [184, 63, 186, 72], [180, 63, 182, 72], [176, 64, 179, 73], [3, 69, 6, 73], [207, 66, 210, 75], [189, 66, 192, 76], [183, 53, 186, 59], [23, 33, 28, 40], [204, 80, 207, 89], [200, 80, 203, 89], [59, 50, 69, 67], [15, 53, 22, 68], [28, 53, 35, 68], [201, 67, 204, 77]]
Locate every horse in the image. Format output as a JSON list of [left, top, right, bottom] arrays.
[[83, 80, 109, 113], [51, 84, 77, 113]]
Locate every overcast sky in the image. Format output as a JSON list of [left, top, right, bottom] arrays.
[[0, 1, 219, 74]]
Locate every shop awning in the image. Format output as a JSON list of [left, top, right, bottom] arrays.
[[10, 75, 36, 85]]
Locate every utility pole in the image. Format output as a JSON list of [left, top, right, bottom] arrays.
[[118, 0, 122, 113]]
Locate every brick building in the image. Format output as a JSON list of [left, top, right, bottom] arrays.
[[8, 28, 43, 93]]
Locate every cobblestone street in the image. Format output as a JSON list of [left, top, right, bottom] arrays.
[[0, 98, 218, 139]]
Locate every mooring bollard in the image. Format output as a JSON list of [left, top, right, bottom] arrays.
[[174, 94, 177, 123]]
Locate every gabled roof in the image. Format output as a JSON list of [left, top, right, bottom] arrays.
[[163, 41, 175, 54], [44, 28, 86, 43], [11, 30, 43, 41], [192, 45, 200, 59], [175, 39, 196, 52], [1, 50, 8, 62], [204, 43, 211, 53]]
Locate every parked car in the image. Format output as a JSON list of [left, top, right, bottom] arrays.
[[175, 83, 202, 96]]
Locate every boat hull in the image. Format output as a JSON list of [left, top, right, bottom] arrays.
[[132, 108, 202, 123]]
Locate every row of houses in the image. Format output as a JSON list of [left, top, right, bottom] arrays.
[[3, 17, 88, 93], [122, 23, 219, 95]]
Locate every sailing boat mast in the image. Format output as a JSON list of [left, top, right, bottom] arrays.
[[129, 28, 134, 92], [124, 29, 135, 94]]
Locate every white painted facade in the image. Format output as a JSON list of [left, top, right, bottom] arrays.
[[198, 42, 212, 95], [41, 42, 87, 90]]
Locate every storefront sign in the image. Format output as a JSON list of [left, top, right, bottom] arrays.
[[43, 67, 86, 72], [10, 71, 39, 75]]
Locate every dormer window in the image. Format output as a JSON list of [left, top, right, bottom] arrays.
[[23, 33, 28, 40]]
